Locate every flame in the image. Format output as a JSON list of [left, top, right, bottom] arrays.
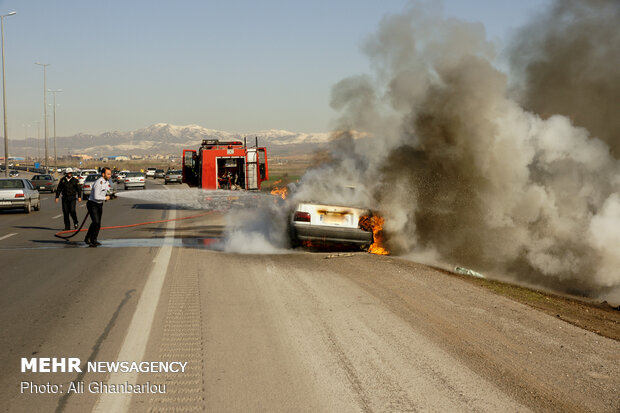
[[359, 214, 390, 255], [270, 180, 288, 199]]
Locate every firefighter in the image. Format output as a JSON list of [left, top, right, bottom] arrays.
[[55, 167, 82, 230], [84, 167, 112, 247]]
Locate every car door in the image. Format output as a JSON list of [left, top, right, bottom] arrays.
[[24, 180, 35, 201]]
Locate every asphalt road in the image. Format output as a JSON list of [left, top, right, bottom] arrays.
[[0, 178, 618, 413]]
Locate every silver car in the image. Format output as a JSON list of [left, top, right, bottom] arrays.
[[123, 172, 146, 190], [83, 174, 117, 198], [0, 178, 41, 213], [164, 170, 182, 184]]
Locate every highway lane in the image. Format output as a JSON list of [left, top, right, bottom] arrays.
[[0, 177, 186, 413], [1, 179, 619, 412]]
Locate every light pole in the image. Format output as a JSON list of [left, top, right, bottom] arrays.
[[35, 62, 50, 172], [48, 89, 62, 175], [22, 123, 29, 161], [36, 120, 40, 164], [1, 11, 16, 177]]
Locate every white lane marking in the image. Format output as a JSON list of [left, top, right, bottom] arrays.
[[0, 233, 17, 241], [92, 205, 176, 412], [52, 214, 62, 219]]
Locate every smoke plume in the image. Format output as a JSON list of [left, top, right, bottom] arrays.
[[509, 0, 620, 156], [292, 1, 620, 296]]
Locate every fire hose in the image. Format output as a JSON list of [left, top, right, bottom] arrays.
[[54, 198, 214, 240]]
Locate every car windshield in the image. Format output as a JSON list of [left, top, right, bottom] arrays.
[[169, 170, 181, 174], [85, 175, 100, 182], [126, 172, 144, 177], [0, 179, 25, 189], [156, 169, 164, 173], [32, 175, 51, 180]]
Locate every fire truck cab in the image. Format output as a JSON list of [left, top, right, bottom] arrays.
[[182, 138, 268, 190]]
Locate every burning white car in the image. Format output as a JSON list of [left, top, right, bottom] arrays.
[[289, 202, 374, 248]]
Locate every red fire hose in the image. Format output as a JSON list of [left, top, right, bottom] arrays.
[[54, 210, 214, 240]]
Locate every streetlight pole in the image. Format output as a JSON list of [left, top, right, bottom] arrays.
[[35, 62, 50, 172], [48, 89, 62, 175], [36, 120, 40, 164], [22, 123, 29, 161], [1, 11, 16, 177]]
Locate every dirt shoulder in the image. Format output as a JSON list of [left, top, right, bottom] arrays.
[[439, 268, 620, 341]]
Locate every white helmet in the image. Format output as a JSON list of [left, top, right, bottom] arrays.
[[65, 167, 74, 173]]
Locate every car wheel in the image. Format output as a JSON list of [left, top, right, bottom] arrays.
[[124, 185, 128, 190], [24, 199, 31, 214], [34, 199, 41, 211]]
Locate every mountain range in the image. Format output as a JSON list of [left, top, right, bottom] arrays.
[[11, 123, 335, 157]]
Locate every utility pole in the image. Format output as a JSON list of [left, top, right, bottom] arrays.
[[35, 62, 50, 172], [37, 121, 40, 164], [48, 88, 62, 175], [22, 123, 29, 162], [1, 11, 16, 177]]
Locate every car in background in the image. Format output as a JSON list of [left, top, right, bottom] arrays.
[[30, 174, 58, 192], [82, 174, 117, 198], [115, 170, 129, 183], [0, 178, 41, 213], [81, 174, 99, 199], [123, 172, 146, 190], [146, 167, 156, 178], [289, 202, 373, 248], [9, 170, 19, 177], [77, 169, 99, 186], [154, 169, 165, 179], [164, 170, 182, 184]]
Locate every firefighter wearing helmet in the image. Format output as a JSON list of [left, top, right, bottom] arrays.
[[55, 168, 82, 230]]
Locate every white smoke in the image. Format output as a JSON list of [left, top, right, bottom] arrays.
[[117, 189, 292, 253]]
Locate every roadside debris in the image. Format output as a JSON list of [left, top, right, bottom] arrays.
[[454, 266, 486, 279], [325, 253, 355, 259]]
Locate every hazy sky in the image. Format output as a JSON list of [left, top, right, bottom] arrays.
[[0, 0, 548, 138]]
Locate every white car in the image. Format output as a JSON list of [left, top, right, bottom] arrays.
[[146, 167, 156, 178], [115, 170, 129, 183], [289, 202, 373, 247], [0, 178, 41, 213], [77, 169, 98, 186], [123, 172, 146, 190]]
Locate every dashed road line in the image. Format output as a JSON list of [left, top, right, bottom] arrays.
[[52, 214, 62, 219], [0, 233, 17, 241]]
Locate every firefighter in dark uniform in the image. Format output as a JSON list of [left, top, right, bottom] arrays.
[[55, 167, 82, 230]]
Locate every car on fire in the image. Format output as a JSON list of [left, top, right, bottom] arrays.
[[289, 202, 374, 248]]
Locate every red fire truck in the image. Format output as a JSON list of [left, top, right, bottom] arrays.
[[182, 138, 268, 190]]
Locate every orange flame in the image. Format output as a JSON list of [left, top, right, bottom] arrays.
[[270, 180, 288, 199], [359, 214, 390, 255]]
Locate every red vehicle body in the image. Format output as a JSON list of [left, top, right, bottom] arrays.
[[182, 139, 268, 190]]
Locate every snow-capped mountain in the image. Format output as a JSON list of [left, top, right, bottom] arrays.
[[12, 123, 334, 156]]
